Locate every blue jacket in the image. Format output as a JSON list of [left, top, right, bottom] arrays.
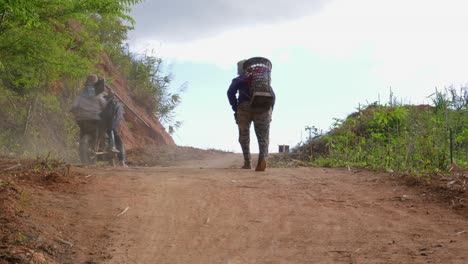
[[227, 74, 250, 112]]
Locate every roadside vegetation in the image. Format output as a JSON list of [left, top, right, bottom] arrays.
[[294, 87, 467, 177], [0, 0, 182, 159]]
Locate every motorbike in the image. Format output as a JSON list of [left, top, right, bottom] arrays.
[[79, 124, 118, 166]]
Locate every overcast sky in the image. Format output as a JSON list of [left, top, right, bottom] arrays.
[[127, 0, 468, 153], [129, 0, 329, 42]]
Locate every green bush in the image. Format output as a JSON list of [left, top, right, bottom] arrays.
[[296, 87, 468, 175], [0, 0, 184, 158]]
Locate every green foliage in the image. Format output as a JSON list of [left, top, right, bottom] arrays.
[[33, 152, 64, 171], [89, 14, 185, 133], [16, 231, 29, 244], [0, 0, 142, 94], [122, 52, 184, 133], [296, 87, 468, 175], [0, 180, 7, 188], [0, 0, 184, 158]]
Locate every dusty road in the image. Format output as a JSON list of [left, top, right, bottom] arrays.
[[59, 153, 468, 264]]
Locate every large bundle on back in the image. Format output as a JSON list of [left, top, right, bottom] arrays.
[[243, 57, 274, 112]]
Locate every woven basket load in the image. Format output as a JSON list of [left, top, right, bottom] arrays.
[[243, 57, 273, 112], [243, 57, 272, 95]]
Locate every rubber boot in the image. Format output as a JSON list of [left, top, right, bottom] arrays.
[[108, 130, 119, 153], [242, 152, 252, 169], [120, 160, 128, 167], [255, 154, 267, 172]]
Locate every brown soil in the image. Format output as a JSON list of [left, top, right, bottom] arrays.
[[1, 151, 467, 264], [0, 155, 85, 264]]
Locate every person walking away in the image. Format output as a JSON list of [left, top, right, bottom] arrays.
[[71, 74, 107, 164], [101, 85, 127, 167], [227, 59, 275, 171]]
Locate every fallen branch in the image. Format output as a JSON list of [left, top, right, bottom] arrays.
[[447, 180, 457, 186], [3, 163, 22, 172], [393, 195, 410, 201], [117, 207, 130, 217], [56, 238, 73, 247]]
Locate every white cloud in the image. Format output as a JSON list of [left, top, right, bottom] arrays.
[[130, 0, 468, 99], [129, 0, 330, 42], [156, 0, 468, 151]]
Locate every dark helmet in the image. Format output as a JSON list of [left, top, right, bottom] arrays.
[[85, 74, 98, 86]]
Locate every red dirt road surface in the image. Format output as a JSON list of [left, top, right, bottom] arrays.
[[1, 152, 467, 263]]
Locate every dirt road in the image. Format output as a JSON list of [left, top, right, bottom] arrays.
[[47, 153, 468, 263]]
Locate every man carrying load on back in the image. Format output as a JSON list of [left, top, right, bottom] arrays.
[[227, 57, 275, 171], [71, 74, 107, 164]]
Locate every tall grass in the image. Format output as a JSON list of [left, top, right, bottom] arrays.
[[295, 87, 467, 175]]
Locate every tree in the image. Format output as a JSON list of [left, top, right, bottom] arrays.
[[0, 0, 142, 94]]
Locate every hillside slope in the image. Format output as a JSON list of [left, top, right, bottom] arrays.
[[98, 54, 175, 151]]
